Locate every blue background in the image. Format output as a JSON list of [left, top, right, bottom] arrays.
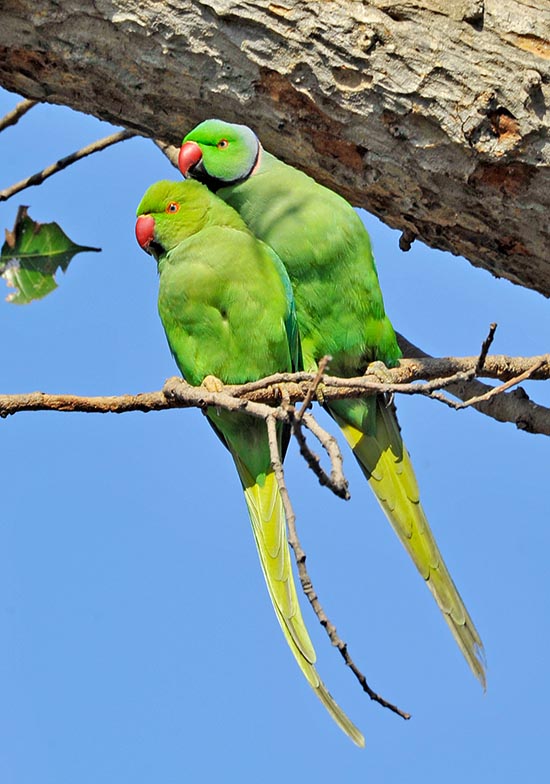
[[1, 87, 549, 782]]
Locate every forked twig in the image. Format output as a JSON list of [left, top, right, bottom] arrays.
[[454, 359, 546, 410], [290, 410, 350, 499], [266, 415, 411, 721]]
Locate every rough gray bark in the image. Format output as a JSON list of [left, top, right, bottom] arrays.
[[1, 0, 549, 295]]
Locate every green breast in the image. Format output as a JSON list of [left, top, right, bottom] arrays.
[[157, 226, 293, 386]]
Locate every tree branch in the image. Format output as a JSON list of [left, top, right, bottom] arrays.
[[1, 352, 549, 433], [397, 337, 550, 434], [2, 355, 547, 713], [1, 1, 549, 293], [0, 130, 137, 202], [290, 409, 350, 500], [0, 97, 37, 132]]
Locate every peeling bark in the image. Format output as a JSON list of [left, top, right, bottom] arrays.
[[1, 1, 549, 294]]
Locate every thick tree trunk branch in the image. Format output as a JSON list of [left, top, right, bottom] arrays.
[[1, 1, 549, 294]]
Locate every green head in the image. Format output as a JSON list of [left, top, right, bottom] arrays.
[[178, 119, 260, 188], [135, 180, 212, 259], [135, 179, 246, 259]]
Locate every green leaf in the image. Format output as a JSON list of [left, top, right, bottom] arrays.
[[1, 206, 100, 304]]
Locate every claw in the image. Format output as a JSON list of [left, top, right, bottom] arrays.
[[275, 382, 290, 406], [315, 382, 326, 405]]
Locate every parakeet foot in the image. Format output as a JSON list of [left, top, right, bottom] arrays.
[[315, 381, 326, 405], [363, 360, 393, 383], [202, 374, 224, 393], [364, 361, 394, 406]]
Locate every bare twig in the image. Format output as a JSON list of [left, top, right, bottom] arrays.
[[454, 359, 546, 410], [266, 413, 296, 523], [476, 323, 498, 374], [0, 130, 137, 202], [296, 355, 331, 420], [397, 337, 550, 434], [298, 412, 350, 499], [0, 98, 38, 132], [289, 413, 349, 499], [265, 415, 410, 721]]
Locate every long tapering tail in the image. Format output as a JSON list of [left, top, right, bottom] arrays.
[[234, 458, 365, 746], [330, 398, 486, 688]]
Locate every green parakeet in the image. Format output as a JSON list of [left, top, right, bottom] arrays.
[[178, 121, 486, 686], [135, 179, 364, 746]]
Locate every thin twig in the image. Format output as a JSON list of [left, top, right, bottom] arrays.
[[397, 335, 550, 429], [266, 413, 297, 523], [266, 415, 410, 720], [290, 413, 349, 499], [299, 411, 350, 499], [296, 355, 331, 420], [454, 359, 546, 410], [0, 99, 38, 132], [476, 323, 498, 374], [288, 408, 350, 501], [0, 130, 137, 202], [426, 389, 467, 409]]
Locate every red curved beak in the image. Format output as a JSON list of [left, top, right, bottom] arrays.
[[178, 141, 203, 176], [135, 214, 155, 250]]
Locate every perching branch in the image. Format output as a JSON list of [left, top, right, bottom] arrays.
[[397, 338, 550, 435], [0, 129, 137, 202], [2, 351, 548, 717], [1, 353, 550, 433], [265, 414, 410, 721]]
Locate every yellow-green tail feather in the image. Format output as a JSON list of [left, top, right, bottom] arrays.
[[235, 460, 365, 747], [332, 400, 486, 688]]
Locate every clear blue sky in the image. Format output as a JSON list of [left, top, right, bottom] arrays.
[[1, 86, 549, 783]]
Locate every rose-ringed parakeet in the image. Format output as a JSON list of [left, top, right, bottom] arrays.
[[178, 121, 486, 686], [135, 179, 364, 746]]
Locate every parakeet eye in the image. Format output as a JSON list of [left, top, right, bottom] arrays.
[[217, 139, 229, 149], [166, 202, 180, 213]]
